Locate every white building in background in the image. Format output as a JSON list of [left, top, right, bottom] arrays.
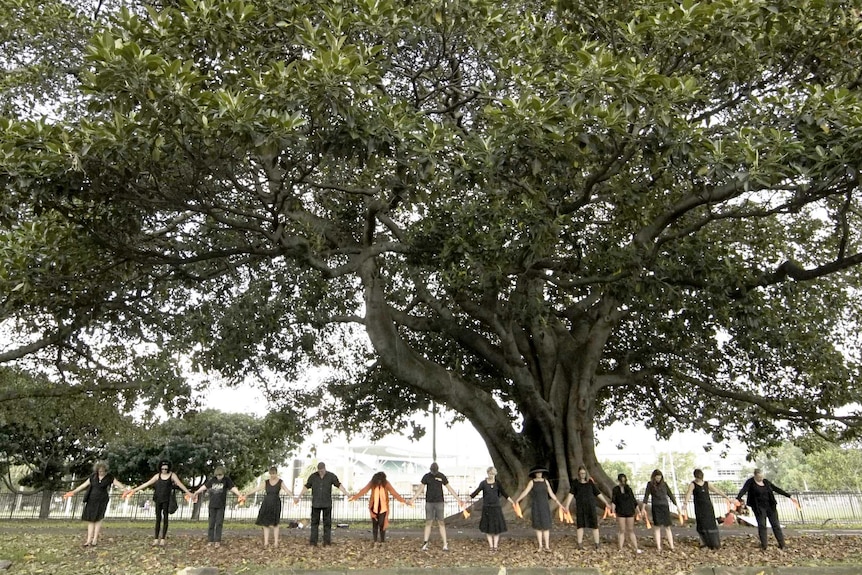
[[286, 443, 488, 496]]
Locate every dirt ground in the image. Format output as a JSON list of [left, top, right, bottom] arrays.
[[1, 519, 861, 575]]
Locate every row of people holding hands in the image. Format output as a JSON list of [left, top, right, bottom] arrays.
[[64, 459, 798, 553]]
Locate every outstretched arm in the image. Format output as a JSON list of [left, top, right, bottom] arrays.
[[768, 480, 792, 499], [665, 483, 678, 506], [350, 482, 373, 502], [514, 481, 534, 504], [386, 482, 409, 504], [735, 478, 752, 506], [126, 473, 159, 496], [707, 482, 731, 501], [64, 477, 92, 498], [171, 473, 192, 495]]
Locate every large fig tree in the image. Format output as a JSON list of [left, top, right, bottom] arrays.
[[3, 0, 862, 495]]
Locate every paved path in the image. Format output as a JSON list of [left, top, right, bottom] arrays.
[[179, 568, 862, 575]]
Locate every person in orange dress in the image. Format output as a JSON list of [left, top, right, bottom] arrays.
[[350, 471, 412, 544]]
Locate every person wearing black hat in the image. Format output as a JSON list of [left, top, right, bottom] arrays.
[[514, 467, 562, 552], [124, 460, 193, 547]]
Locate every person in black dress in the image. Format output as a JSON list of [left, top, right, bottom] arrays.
[[735, 468, 798, 550], [244, 466, 293, 548], [192, 465, 244, 547], [563, 465, 614, 550], [64, 461, 127, 547], [514, 467, 562, 552], [640, 469, 678, 552], [469, 467, 515, 552], [125, 460, 193, 547], [682, 469, 732, 550], [611, 473, 642, 554]]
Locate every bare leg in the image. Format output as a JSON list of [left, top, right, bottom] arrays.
[[423, 521, 433, 544], [593, 528, 600, 547], [273, 526, 280, 548], [542, 530, 551, 551], [616, 517, 626, 550], [654, 527, 662, 551], [438, 522, 448, 548], [92, 521, 103, 544], [626, 518, 640, 551], [534, 530, 543, 550], [86, 522, 95, 545], [665, 526, 674, 550], [262, 526, 270, 547], [576, 527, 584, 546], [492, 534, 500, 549]]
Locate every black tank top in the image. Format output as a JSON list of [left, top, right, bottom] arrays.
[[153, 475, 173, 503]]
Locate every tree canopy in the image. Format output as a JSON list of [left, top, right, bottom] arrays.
[[3, 0, 862, 495], [106, 408, 301, 489]]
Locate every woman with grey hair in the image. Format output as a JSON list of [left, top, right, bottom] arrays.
[[64, 461, 127, 547], [735, 468, 798, 551], [469, 467, 515, 552]]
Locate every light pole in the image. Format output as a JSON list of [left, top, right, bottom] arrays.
[[431, 401, 437, 462]]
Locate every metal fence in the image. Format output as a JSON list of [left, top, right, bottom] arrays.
[[679, 491, 862, 525], [0, 490, 462, 523], [2, 490, 861, 525]]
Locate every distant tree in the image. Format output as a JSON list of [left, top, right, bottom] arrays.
[[106, 409, 303, 519], [599, 459, 633, 483], [638, 451, 697, 500], [806, 443, 862, 491], [757, 442, 813, 492], [759, 439, 862, 491], [0, 367, 130, 517]]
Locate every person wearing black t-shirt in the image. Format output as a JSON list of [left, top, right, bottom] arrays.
[[416, 462, 460, 551], [192, 466, 243, 547]]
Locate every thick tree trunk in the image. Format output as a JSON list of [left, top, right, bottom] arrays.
[[360, 260, 618, 503], [39, 489, 52, 519]]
